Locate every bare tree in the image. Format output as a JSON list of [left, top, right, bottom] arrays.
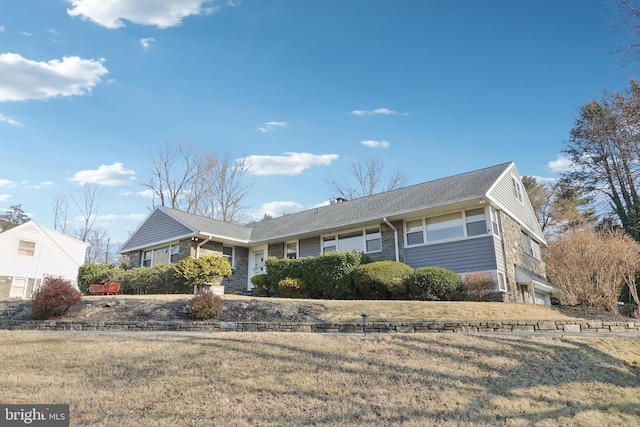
[[196, 152, 253, 223], [52, 193, 71, 234], [73, 184, 102, 242], [142, 142, 209, 212], [143, 142, 253, 222], [326, 156, 408, 200]]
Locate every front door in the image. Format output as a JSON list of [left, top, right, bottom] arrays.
[[249, 250, 266, 290]]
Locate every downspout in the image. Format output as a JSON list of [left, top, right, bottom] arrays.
[[383, 217, 399, 262], [195, 235, 212, 258]]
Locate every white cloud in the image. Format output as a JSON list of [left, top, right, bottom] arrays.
[[360, 140, 390, 149], [548, 155, 573, 173], [67, 0, 217, 29], [118, 189, 134, 196], [0, 53, 108, 102], [0, 26, 5, 32], [0, 114, 24, 127], [261, 201, 304, 217], [20, 32, 32, 37], [136, 189, 155, 198], [33, 181, 55, 189], [68, 162, 136, 186], [0, 194, 12, 202], [0, 179, 16, 188], [530, 176, 558, 185], [350, 107, 407, 117], [140, 37, 155, 48], [244, 152, 339, 176], [259, 121, 287, 133]]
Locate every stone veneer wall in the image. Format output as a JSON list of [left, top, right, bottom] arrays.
[[1, 319, 637, 334], [499, 212, 547, 303], [268, 243, 284, 259]]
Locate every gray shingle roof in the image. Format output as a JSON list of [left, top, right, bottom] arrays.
[[248, 162, 513, 242], [122, 162, 513, 250], [160, 207, 253, 241]]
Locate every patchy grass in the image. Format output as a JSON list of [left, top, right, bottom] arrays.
[[1, 331, 639, 426], [83, 295, 595, 322]]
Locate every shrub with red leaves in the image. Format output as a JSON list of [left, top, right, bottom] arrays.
[[31, 275, 82, 320]]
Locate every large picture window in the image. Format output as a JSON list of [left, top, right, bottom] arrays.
[[406, 208, 489, 246], [322, 227, 382, 254], [426, 213, 464, 241]]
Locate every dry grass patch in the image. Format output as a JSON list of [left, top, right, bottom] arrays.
[[1, 331, 639, 426]]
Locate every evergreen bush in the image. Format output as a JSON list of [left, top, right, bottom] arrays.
[[352, 261, 414, 299], [406, 266, 463, 301], [278, 277, 307, 298]]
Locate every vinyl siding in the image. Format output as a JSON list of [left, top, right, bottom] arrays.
[[404, 236, 497, 274], [122, 209, 193, 251], [488, 165, 545, 243], [299, 237, 321, 258]]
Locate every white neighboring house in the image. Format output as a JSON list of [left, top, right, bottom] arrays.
[[0, 221, 89, 299]]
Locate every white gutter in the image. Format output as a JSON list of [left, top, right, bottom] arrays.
[[383, 217, 399, 262], [195, 236, 213, 258]]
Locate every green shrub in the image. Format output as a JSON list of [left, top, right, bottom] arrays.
[[77, 263, 112, 294], [306, 251, 363, 299], [188, 292, 223, 320], [406, 266, 463, 301], [32, 275, 82, 320], [278, 277, 307, 298], [462, 272, 498, 302], [174, 256, 232, 290], [352, 261, 414, 299], [251, 274, 275, 296]]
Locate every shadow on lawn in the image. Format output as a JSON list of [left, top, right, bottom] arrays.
[[135, 333, 640, 426]]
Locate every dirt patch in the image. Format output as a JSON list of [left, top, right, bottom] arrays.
[[550, 304, 635, 322]]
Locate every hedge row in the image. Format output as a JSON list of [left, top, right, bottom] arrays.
[[255, 252, 499, 301]]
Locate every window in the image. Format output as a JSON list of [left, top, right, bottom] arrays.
[[154, 246, 170, 265], [286, 242, 298, 259], [512, 176, 523, 203], [322, 228, 382, 253], [521, 232, 541, 260], [406, 219, 424, 245], [426, 212, 464, 241], [465, 208, 487, 237], [498, 271, 507, 292], [223, 245, 234, 268], [365, 228, 382, 252], [323, 236, 336, 253], [142, 250, 152, 267], [170, 244, 180, 263], [17, 240, 35, 256], [490, 207, 501, 237]]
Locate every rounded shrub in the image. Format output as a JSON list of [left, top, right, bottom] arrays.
[[251, 274, 274, 296], [32, 275, 82, 320], [77, 263, 112, 294], [406, 266, 463, 301], [278, 277, 307, 298], [174, 256, 232, 290], [352, 261, 414, 299], [188, 292, 223, 320]]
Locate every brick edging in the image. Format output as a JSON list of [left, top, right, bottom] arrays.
[[0, 320, 638, 333]]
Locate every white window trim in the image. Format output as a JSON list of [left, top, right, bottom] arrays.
[[404, 208, 490, 248], [322, 227, 382, 254], [286, 241, 299, 259], [498, 271, 507, 292], [512, 175, 524, 204]]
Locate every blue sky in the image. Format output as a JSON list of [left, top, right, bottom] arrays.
[[0, 0, 635, 245]]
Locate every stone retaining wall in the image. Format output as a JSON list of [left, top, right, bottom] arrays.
[[0, 319, 638, 334]]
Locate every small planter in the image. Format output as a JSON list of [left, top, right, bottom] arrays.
[[195, 280, 225, 295]]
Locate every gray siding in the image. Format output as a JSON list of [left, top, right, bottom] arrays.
[[404, 236, 497, 274], [488, 164, 545, 243], [122, 209, 193, 252], [299, 237, 320, 257]]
